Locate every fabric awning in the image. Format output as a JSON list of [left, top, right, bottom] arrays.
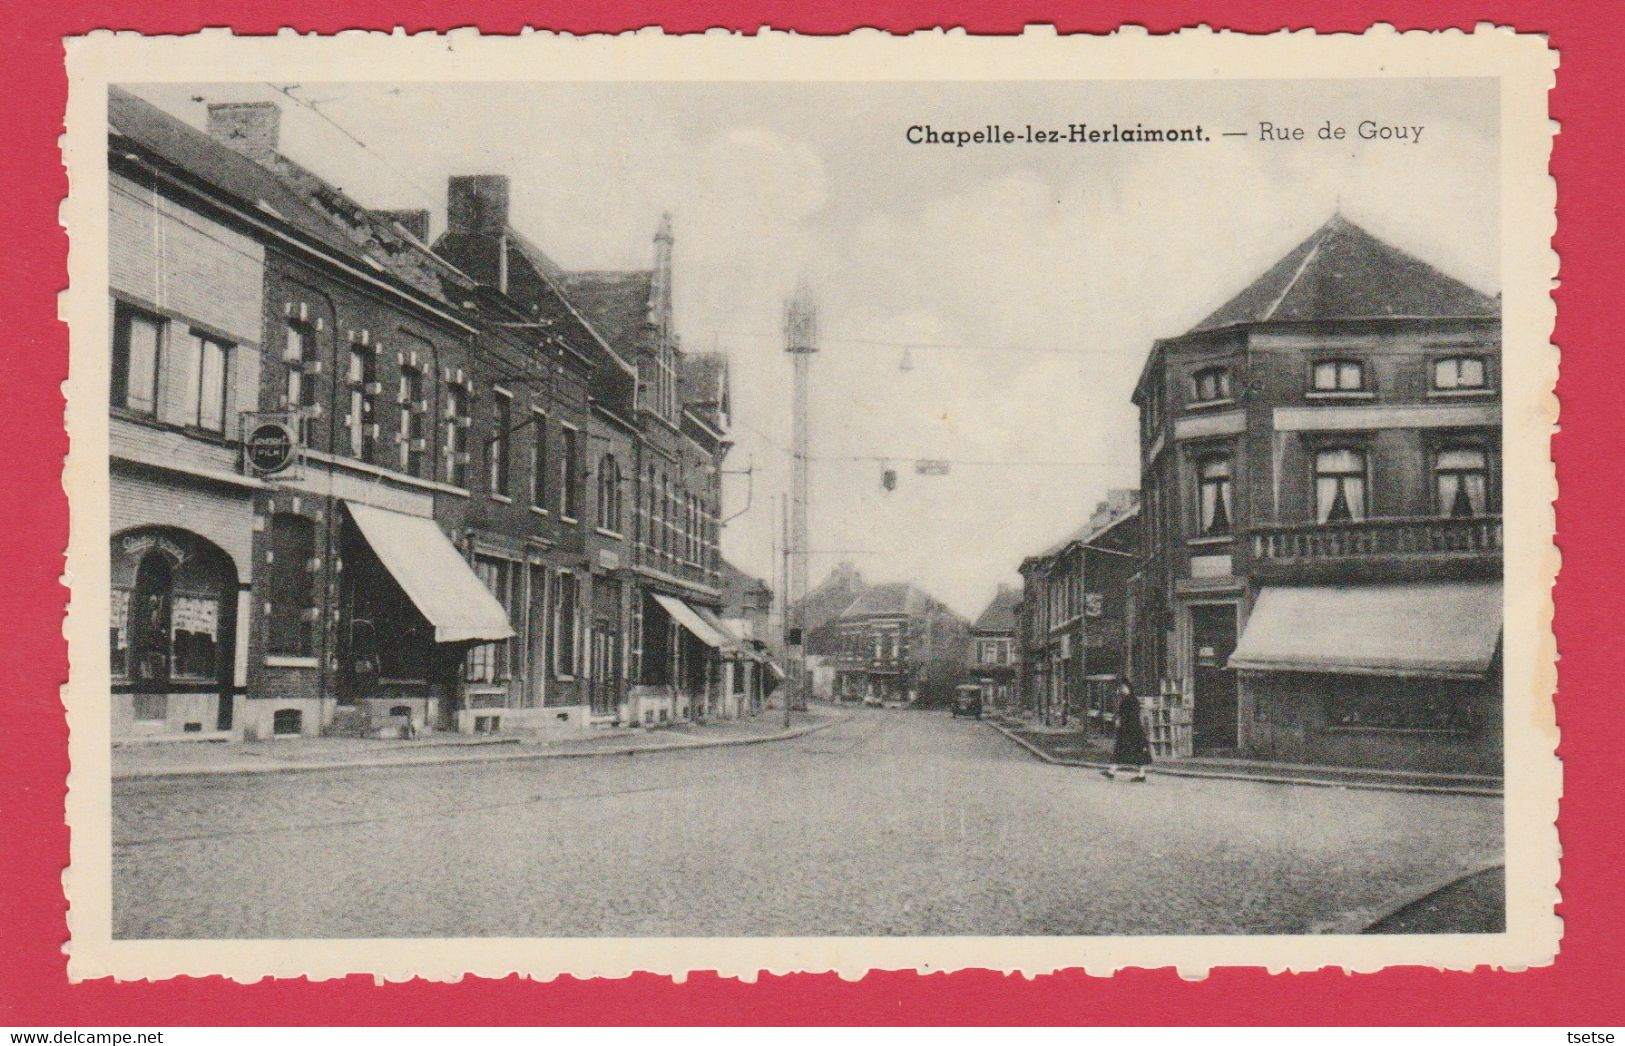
[[693, 605, 745, 654], [345, 502, 515, 644], [651, 592, 730, 649], [1229, 582, 1502, 679]]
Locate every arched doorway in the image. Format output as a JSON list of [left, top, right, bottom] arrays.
[[111, 528, 239, 734]]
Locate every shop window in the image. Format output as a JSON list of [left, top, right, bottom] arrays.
[[110, 588, 131, 679], [1436, 446, 1490, 518], [1311, 359, 1366, 393], [597, 454, 622, 533], [489, 389, 512, 498], [1314, 448, 1368, 523], [1433, 355, 1488, 391], [443, 383, 470, 488], [397, 365, 427, 476], [115, 531, 234, 694], [465, 556, 513, 683], [1325, 678, 1475, 732], [170, 595, 220, 679], [346, 345, 377, 461], [178, 332, 232, 434], [267, 514, 316, 656], [1196, 454, 1234, 535], [345, 536, 431, 684], [111, 301, 163, 416], [1191, 366, 1233, 404], [272, 708, 303, 735], [560, 425, 581, 521]]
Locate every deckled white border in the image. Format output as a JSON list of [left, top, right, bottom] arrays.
[[60, 24, 1560, 983]]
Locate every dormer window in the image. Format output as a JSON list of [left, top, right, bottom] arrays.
[[1432, 355, 1488, 391], [1311, 359, 1366, 394], [1191, 366, 1233, 404]]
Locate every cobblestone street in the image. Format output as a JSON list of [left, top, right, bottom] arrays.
[[112, 707, 1503, 939]]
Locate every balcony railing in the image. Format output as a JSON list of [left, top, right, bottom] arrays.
[[1250, 515, 1502, 562]]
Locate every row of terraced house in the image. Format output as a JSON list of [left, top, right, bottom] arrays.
[[106, 88, 778, 742], [983, 214, 1504, 775]]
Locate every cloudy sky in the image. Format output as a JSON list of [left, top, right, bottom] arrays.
[[128, 77, 1499, 618]]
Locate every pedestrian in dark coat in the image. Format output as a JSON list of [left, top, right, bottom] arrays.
[[1102, 677, 1151, 782]]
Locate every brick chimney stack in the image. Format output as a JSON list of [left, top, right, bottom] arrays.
[[446, 175, 511, 237], [206, 101, 282, 161]]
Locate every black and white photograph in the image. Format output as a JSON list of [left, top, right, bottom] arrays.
[[63, 29, 1558, 980]]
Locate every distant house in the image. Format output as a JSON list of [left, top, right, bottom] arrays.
[[961, 585, 1021, 713], [719, 558, 773, 642], [797, 561, 868, 657], [831, 582, 969, 706], [1018, 491, 1140, 729], [717, 557, 779, 715], [1131, 214, 1502, 772]]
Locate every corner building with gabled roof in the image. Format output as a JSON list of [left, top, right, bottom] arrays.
[[1130, 214, 1503, 774]]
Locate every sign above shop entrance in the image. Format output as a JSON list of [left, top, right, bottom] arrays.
[[241, 413, 301, 477]]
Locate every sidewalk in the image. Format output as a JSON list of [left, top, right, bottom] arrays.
[[986, 715, 1503, 797], [114, 705, 847, 781]]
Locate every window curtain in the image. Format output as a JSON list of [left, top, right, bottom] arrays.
[[1199, 460, 1232, 532], [1436, 448, 1488, 517], [1315, 450, 1366, 523]]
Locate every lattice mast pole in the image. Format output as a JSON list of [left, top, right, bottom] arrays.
[[784, 281, 818, 725]]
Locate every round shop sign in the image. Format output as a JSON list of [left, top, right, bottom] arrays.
[[245, 420, 297, 475]]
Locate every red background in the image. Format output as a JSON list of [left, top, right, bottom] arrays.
[[3, 1, 1621, 1026]]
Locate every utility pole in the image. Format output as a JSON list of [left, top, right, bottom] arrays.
[[784, 280, 818, 723], [779, 493, 791, 728]]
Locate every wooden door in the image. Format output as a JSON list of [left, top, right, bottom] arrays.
[[1190, 603, 1239, 753]]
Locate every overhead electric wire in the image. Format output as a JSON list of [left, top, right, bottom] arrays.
[[710, 327, 1499, 358], [265, 83, 446, 205]]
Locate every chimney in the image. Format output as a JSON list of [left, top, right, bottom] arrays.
[[372, 208, 431, 243], [446, 175, 511, 237], [206, 101, 281, 161]]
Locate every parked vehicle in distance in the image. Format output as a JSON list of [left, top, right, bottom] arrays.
[[863, 694, 883, 707], [951, 686, 983, 719]]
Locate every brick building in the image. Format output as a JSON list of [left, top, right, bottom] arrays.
[[830, 582, 969, 706], [1016, 490, 1140, 729], [960, 585, 1020, 714], [437, 184, 737, 728], [109, 90, 522, 739], [1130, 214, 1502, 772], [107, 91, 269, 739], [107, 89, 742, 741]]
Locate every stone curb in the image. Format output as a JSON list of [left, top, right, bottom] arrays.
[[115, 714, 847, 782], [1309, 858, 1506, 935], [983, 719, 1504, 797]]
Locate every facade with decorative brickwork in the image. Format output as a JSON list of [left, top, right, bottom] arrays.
[[107, 88, 747, 742]]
